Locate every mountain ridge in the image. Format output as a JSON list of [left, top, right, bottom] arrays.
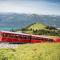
[[0, 13, 60, 31]]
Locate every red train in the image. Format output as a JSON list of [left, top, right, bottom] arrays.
[[0, 31, 60, 43]]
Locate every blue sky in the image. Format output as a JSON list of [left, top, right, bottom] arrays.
[[0, 0, 60, 15]]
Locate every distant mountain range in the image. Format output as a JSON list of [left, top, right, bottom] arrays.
[[0, 13, 60, 31]]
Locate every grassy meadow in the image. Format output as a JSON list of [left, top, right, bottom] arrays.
[[0, 43, 60, 60], [27, 22, 46, 30]]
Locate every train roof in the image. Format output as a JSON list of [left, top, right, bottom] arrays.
[[0, 31, 51, 39], [0, 31, 25, 35]]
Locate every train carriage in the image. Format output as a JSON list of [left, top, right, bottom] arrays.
[[0, 31, 60, 43], [0, 31, 31, 43]]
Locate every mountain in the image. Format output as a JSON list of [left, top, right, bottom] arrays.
[[0, 13, 60, 31]]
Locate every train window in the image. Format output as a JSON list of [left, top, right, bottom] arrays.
[[43, 38, 48, 42], [48, 39, 53, 42], [11, 34, 18, 38], [22, 35, 28, 39], [39, 37, 44, 40], [7, 33, 12, 38], [2, 33, 8, 37], [15, 35, 18, 38], [9, 34, 12, 38], [2, 33, 4, 37], [18, 35, 32, 40], [37, 37, 40, 40], [31, 37, 44, 40], [2, 33, 5, 37], [31, 37, 35, 40], [18, 35, 23, 39], [7, 34, 12, 38], [7, 34, 14, 38], [13, 35, 17, 38], [42, 38, 53, 42], [31, 37, 37, 40], [0, 34, 2, 37], [10, 34, 13, 38], [7, 34, 9, 37], [28, 36, 31, 40], [1, 33, 18, 38]]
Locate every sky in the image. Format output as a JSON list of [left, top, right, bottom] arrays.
[[0, 0, 60, 15]]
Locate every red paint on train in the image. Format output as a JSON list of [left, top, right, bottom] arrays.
[[0, 31, 60, 43]]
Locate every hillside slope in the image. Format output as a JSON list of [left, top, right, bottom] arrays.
[[20, 22, 60, 37], [0, 43, 60, 60], [27, 22, 46, 30]]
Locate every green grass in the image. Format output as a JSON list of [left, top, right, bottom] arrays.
[[24, 22, 46, 34], [27, 22, 46, 30], [0, 43, 60, 60]]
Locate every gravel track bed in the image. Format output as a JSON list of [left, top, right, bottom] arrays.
[[0, 43, 19, 48]]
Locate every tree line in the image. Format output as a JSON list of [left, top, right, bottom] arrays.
[[10, 25, 60, 37]]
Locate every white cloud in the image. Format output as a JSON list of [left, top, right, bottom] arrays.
[[0, 1, 60, 15]]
